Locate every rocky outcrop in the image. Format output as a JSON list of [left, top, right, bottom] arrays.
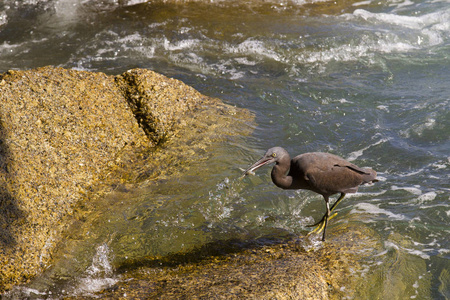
[[94, 222, 383, 299], [116, 69, 206, 145], [0, 66, 247, 291]]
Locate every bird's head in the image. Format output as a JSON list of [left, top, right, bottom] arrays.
[[243, 147, 287, 176]]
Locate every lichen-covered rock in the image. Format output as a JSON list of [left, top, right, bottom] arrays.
[[0, 66, 236, 292], [116, 69, 205, 145], [93, 223, 383, 299], [0, 67, 150, 291]]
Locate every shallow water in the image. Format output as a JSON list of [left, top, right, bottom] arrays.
[[1, 0, 449, 298]]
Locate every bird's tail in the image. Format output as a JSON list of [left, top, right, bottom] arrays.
[[362, 168, 378, 184]]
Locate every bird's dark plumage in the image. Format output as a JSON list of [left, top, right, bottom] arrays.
[[244, 147, 377, 241]]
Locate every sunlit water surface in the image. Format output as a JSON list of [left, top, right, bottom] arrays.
[[1, 0, 449, 298]]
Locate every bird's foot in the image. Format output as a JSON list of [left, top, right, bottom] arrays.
[[306, 211, 338, 228], [306, 212, 337, 236]]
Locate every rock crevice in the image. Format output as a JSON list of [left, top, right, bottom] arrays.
[[0, 66, 238, 291]]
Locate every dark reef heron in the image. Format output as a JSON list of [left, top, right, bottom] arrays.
[[243, 147, 378, 241]]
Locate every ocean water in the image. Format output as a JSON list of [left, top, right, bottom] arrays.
[[0, 0, 449, 298]]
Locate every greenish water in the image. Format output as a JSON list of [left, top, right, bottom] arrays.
[[1, 0, 449, 298]]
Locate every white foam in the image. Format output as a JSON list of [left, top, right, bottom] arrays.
[[417, 192, 437, 204], [377, 105, 389, 112], [352, 9, 424, 29], [438, 248, 450, 255], [234, 57, 258, 66], [415, 118, 436, 135], [432, 162, 447, 170], [202, 178, 241, 223], [345, 190, 387, 198], [228, 39, 282, 62], [54, 0, 80, 19], [290, 0, 330, 5], [0, 11, 7, 26], [374, 175, 387, 182], [399, 168, 426, 177], [0, 41, 22, 55], [295, 33, 418, 66], [315, 8, 447, 68], [384, 240, 400, 250], [163, 38, 201, 51], [116, 32, 141, 44], [412, 239, 439, 247], [119, 0, 149, 6], [75, 277, 118, 295], [4, 287, 47, 298], [419, 203, 449, 210], [352, 0, 373, 6], [391, 185, 422, 195], [385, 241, 430, 260], [407, 249, 430, 260], [352, 203, 406, 220], [208, 60, 245, 80], [346, 138, 389, 161], [390, 0, 415, 9], [352, 8, 449, 46], [72, 243, 118, 296]]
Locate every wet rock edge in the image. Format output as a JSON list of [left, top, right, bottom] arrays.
[[0, 66, 252, 292]]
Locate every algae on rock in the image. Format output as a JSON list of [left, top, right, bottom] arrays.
[[0, 66, 250, 292], [116, 68, 206, 146]]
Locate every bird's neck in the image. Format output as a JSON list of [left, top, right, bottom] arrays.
[[271, 157, 293, 189]]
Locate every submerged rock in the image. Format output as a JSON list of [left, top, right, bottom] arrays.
[[90, 221, 431, 300], [93, 223, 383, 299], [0, 66, 250, 292]]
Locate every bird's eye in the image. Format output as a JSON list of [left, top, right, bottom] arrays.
[[272, 153, 277, 157]]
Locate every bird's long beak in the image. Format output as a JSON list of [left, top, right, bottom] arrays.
[[243, 155, 275, 176]]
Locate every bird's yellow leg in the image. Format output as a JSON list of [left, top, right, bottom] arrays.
[[307, 212, 337, 235], [307, 193, 346, 228], [329, 212, 338, 220], [307, 193, 345, 239], [307, 218, 326, 235], [308, 211, 337, 228], [307, 215, 326, 228], [329, 193, 346, 212]]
